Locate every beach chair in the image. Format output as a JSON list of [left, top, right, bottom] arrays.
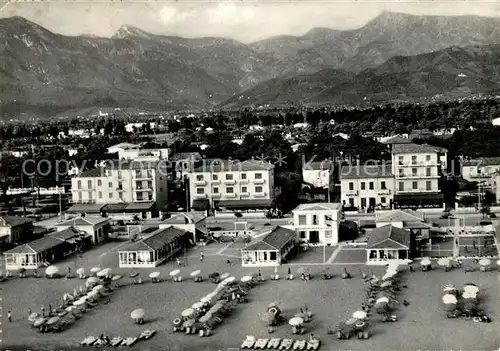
[[279, 339, 294, 350], [241, 335, 256, 349], [94, 338, 109, 347], [80, 336, 97, 346], [306, 339, 320, 351], [110, 337, 122, 346], [267, 338, 281, 349], [255, 338, 269, 349], [293, 340, 306, 350], [121, 337, 138, 346], [139, 330, 156, 340]]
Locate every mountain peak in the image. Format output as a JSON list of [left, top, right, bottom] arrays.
[[113, 24, 155, 39], [303, 27, 340, 40]]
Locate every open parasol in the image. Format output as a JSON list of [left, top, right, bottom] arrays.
[[33, 318, 46, 328], [86, 277, 99, 285], [112, 275, 122, 281], [220, 272, 230, 279], [442, 294, 458, 304], [76, 267, 85, 275], [87, 290, 99, 298], [462, 291, 477, 300], [149, 272, 160, 278], [190, 270, 201, 277], [28, 312, 39, 322], [45, 266, 59, 276], [376, 296, 390, 304], [289, 317, 304, 326], [131, 309, 145, 319], [46, 316, 60, 326], [241, 275, 252, 283], [199, 313, 212, 323], [181, 308, 195, 318], [192, 302, 204, 309], [97, 268, 112, 277], [420, 258, 431, 266], [90, 267, 101, 273], [479, 258, 491, 266], [169, 269, 180, 277], [352, 311, 367, 320], [73, 299, 86, 306], [224, 276, 236, 284], [463, 284, 479, 294], [345, 318, 358, 326], [438, 258, 451, 267]]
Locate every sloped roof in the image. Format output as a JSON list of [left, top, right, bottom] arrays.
[[125, 202, 156, 211], [243, 226, 296, 251], [376, 210, 424, 223], [49, 227, 82, 241], [293, 202, 342, 212], [57, 216, 109, 227], [0, 215, 32, 227], [192, 159, 274, 173], [67, 204, 105, 213], [5, 236, 65, 254], [161, 212, 206, 225], [102, 203, 129, 212], [78, 168, 105, 178], [392, 143, 447, 154], [462, 157, 500, 167], [382, 136, 412, 145], [367, 225, 410, 249], [119, 227, 187, 252], [341, 164, 393, 180]]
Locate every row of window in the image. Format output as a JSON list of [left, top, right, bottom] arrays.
[[75, 191, 153, 201], [77, 173, 160, 189], [345, 197, 388, 207], [398, 181, 433, 191], [398, 168, 434, 177], [397, 155, 434, 164], [348, 181, 387, 191], [196, 172, 263, 181], [348, 180, 434, 192], [297, 214, 332, 226], [196, 186, 264, 195]]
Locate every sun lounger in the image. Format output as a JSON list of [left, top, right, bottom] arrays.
[[80, 336, 97, 346], [94, 339, 109, 347], [241, 336, 256, 349], [293, 340, 306, 350], [139, 330, 156, 340], [255, 338, 269, 349], [110, 337, 122, 346], [279, 339, 294, 350], [268, 338, 281, 349], [306, 339, 320, 351], [121, 337, 138, 347]]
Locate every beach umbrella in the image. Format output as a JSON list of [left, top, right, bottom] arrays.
[[376, 297, 390, 304], [87, 290, 99, 298], [199, 313, 212, 324], [443, 284, 456, 293], [225, 276, 236, 284], [86, 277, 99, 285], [92, 285, 104, 291], [183, 319, 196, 328], [28, 312, 39, 322], [149, 272, 160, 279], [479, 258, 491, 266], [192, 302, 204, 310], [33, 318, 46, 328], [380, 280, 393, 288], [241, 275, 252, 283], [190, 270, 201, 277], [464, 285, 479, 294], [420, 258, 431, 266], [90, 267, 101, 274], [73, 299, 85, 306], [404, 259, 413, 264], [65, 306, 77, 312], [46, 316, 60, 326], [352, 311, 367, 320], [112, 275, 122, 281], [289, 317, 304, 326], [220, 272, 230, 279], [131, 309, 145, 320], [76, 268, 85, 276], [200, 296, 212, 304], [438, 258, 451, 267], [375, 302, 390, 314], [169, 269, 180, 277], [45, 266, 59, 276], [181, 308, 195, 318], [462, 291, 477, 300], [442, 294, 458, 305], [97, 268, 112, 277]]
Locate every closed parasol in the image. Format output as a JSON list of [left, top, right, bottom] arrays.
[[90, 267, 101, 273], [479, 258, 491, 266], [76, 268, 85, 275], [86, 277, 99, 285], [442, 294, 458, 304], [45, 266, 59, 276], [181, 308, 195, 318], [190, 270, 201, 277], [28, 312, 39, 322], [131, 309, 145, 319], [289, 317, 304, 326], [241, 275, 252, 283], [169, 269, 180, 277], [220, 272, 230, 279], [79, 285, 86, 293], [192, 302, 204, 309], [376, 296, 390, 304], [199, 313, 212, 323], [46, 316, 60, 326], [73, 288, 78, 297], [463, 285, 479, 294], [352, 311, 367, 320], [420, 258, 431, 266], [149, 272, 160, 278], [438, 258, 451, 267], [63, 293, 74, 301], [33, 318, 46, 327]]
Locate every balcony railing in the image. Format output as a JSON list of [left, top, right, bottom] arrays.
[[225, 193, 237, 198], [194, 180, 207, 186], [240, 192, 250, 196], [224, 179, 236, 185], [211, 179, 221, 184], [211, 193, 221, 197], [254, 192, 267, 197], [194, 194, 207, 199], [397, 188, 436, 193], [378, 189, 391, 195], [240, 179, 249, 183], [345, 190, 358, 196], [254, 179, 265, 184]]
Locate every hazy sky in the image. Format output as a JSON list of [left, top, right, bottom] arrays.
[[2, 0, 500, 42]]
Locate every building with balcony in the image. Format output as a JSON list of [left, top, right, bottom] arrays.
[[461, 157, 500, 189], [70, 160, 168, 213], [292, 202, 342, 245], [118, 148, 169, 161], [340, 164, 394, 210], [302, 160, 333, 189], [188, 159, 275, 211], [391, 143, 447, 209]]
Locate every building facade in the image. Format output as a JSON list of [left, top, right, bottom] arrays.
[[340, 164, 394, 210], [292, 203, 342, 245], [188, 159, 275, 210], [118, 148, 169, 161], [56, 216, 110, 244], [302, 161, 333, 189], [0, 216, 34, 245], [241, 226, 296, 267], [461, 157, 500, 190]]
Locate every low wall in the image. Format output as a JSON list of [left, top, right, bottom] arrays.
[[214, 211, 267, 219]]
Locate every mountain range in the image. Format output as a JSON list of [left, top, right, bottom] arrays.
[[2, 12, 500, 117]]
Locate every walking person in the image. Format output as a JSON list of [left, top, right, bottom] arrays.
[[40, 305, 45, 317], [258, 269, 262, 282], [48, 304, 52, 316], [7, 310, 11, 323], [200, 252, 204, 262]]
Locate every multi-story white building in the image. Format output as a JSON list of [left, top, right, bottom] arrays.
[[70, 160, 168, 211], [302, 161, 333, 189], [292, 202, 342, 245], [340, 164, 394, 210], [107, 143, 140, 155], [392, 143, 447, 209], [188, 159, 275, 211], [461, 157, 500, 188], [118, 148, 169, 161]]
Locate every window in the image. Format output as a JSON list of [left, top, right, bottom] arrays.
[[241, 186, 247, 193], [136, 192, 143, 201], [78, 192, 82, 201], [412, 181, 418, 190], [255, 173, 262, 179], [477, 168, 482, 174], [298, 215, 306, 225], [226, 187, 234, 193], [299, 231, 306, 238], [411, 155, 417, 164], [212, 174, 218, 180], [135, 170, 141, 177], [381, 181, 386, 190], [108, 182, 112, 188], [136, 181, 142, 189], [241, 173, 247, 180], [196, 175, 204, 181], [213, 187, 219, 194], [160, 188, 163, 192], [196, 188, 204, 195], [118, 182, 122, 190], [147, 181, 153, 189], [399, 169, 404, 177], [426, 181, 432, 191], [87, 180, 92, 189], [77, 180, 82, 189], [148, 193, 153, 201], [426, 155, 431, 162], [88, 191, 92, 199], [398, 156, 404, 165], [399, 182, 404, 191], [255, 186, 263, 193], [98, 191, 102, 199], [225, 174, 233, 180], [369, 182, 374, 190], [361, 182, 366, 190], [97, 179, 102, 186], [109, 193, 113, 199], [426, 168, 431, 177], [412, 168, 417, 176], [381, 197, 386, 203], [349, 182, 354, 191], [348, 198, 354, 206], [312, 215, 318, 225]]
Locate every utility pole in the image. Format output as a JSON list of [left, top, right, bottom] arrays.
[[59, 191, 63, 222]]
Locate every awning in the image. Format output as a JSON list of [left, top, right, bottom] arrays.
[[192, 199, 210, 211], [102, 203, 129, 213], [393, 193, 443, 209], [214, 199, 274, 210], [67, 204, 105, 214], [125, 202, 156, 212]]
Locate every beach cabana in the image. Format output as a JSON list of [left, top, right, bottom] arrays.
[[366, 225, 411, 265], [241, 226, 296, 267]]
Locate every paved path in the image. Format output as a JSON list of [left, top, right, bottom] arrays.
[[325, 243, 346, 264]]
